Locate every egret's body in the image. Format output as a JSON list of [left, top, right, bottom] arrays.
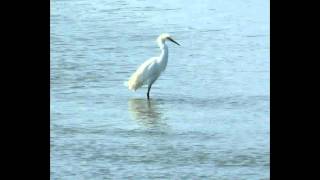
[[127, 33, 180, 99]]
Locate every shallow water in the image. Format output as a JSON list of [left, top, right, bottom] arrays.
[[50, 0, 269, 179]]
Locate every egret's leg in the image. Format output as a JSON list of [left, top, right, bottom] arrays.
[[147, 84, 152, 99], [147, 79, 157, 100]]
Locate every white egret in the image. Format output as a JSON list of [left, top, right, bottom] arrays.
[[126, 33, 180, 99]]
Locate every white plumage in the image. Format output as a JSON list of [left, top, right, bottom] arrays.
[[127, 33, 180, 99]]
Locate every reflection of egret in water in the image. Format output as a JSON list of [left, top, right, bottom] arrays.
[[128, 98, 167, 128]]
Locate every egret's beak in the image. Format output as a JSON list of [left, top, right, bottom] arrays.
[[167, 37, 180, 46]]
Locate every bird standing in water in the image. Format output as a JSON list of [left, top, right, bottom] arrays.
[[127, 33, 180, 99]]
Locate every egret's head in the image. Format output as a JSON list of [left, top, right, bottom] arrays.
[[157, 33, 180, 46]]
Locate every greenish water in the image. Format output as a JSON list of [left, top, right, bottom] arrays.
[[51, 0, 269, 179]]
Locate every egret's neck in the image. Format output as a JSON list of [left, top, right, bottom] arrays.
[[159, 43, 168, 58], [158, 43, 168, 69]]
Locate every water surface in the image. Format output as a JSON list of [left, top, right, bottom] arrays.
[[51, 0, 270, 179]]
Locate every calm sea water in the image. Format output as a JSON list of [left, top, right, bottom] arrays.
[[50, 0, 269, 179]]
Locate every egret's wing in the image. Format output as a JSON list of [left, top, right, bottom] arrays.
[[127, 57, 158, 91], [139, 58, 160, 82]]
